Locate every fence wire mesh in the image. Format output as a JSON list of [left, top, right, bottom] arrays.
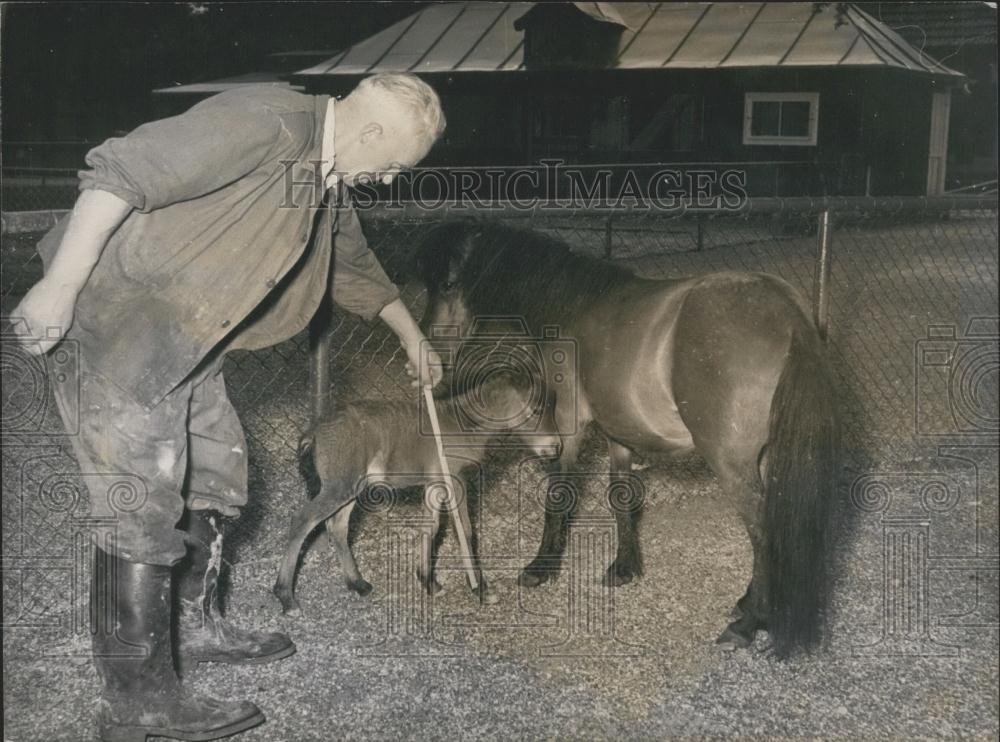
[[1, 195, 997, 628]]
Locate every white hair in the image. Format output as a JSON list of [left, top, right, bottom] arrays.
[[356, 72, 446, 147]]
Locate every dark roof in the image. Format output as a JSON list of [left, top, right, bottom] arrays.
[[861, 2, 997, 50], [292, 1, 962, 77]]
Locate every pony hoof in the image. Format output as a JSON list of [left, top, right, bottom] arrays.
[[518, 569, 552, 588], [281, 603, 302, 618], [603, 565, 634, 587], [348, 579, 373, 597], [715, 627, 752, 651]]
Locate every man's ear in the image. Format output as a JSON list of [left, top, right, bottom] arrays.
[[359, 122, 383, 144]]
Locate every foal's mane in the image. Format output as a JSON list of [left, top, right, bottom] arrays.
[[429, 220, 637, 328]]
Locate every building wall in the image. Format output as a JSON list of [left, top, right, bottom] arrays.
[[409, 69, 939, 197]]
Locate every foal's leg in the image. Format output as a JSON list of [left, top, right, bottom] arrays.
[[273, 483, 349, 615], [416, 484, 444, 595], [604, 438, 644, 587], [325, 501, 372, 596], [519, 431, 585, 588], [451, 475, 492, 601]]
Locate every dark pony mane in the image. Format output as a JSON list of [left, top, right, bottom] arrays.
[[416, 220, 638, 329]]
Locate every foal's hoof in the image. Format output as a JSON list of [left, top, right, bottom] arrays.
[[280, 602, 302, 618], [274, 588, 301, 617], [472, 580, 499, 605], [518, 568, 554, 588], [715, 626, 753, 651], [603, 563, 635, 587], [416, 570, 443, 595], [348, 578, 373, 597]]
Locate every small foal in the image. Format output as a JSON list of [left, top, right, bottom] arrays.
[[273, 372, 560, 615]]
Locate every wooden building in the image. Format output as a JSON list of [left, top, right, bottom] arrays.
[[287, 2, 966, 197], [861, 1, 997, 191]]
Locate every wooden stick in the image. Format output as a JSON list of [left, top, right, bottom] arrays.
[[423, 385, 480, 591]]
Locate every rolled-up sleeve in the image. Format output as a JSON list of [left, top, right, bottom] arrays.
[[78, 90, 282, 213], [331, 203, 400, 322]]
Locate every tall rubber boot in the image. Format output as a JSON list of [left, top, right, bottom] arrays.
[[92, 546, 265, 742], [175, 510, 295, 669]]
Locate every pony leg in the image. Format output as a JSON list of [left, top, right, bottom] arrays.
[[272, 484, 346, 616], [717, 533, 769, 649], [325, 501, 372, 597], [604, 438, 644, 587], [715, 475, 770, 650], [519, 432, 584, 588], [416, 485, 444, 596]]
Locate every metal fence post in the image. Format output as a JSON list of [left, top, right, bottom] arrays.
[[309, 295, 333, 420], [813, 209, 832, 342]]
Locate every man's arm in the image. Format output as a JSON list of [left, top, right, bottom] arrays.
[[378, 298, 443, 389], [76, 90, 282, 213], [13, 190, 133, 354], [332, 204, 442, 388]]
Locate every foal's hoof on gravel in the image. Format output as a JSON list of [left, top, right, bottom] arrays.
[[715, 626, 753, 651], [348, 578, 373, 597], [517, 568, 554, 588], [416, 570, 443, 595], [472, 580, 499, 605], [280, 602, 302, 618], [603, 563, 635, 587]]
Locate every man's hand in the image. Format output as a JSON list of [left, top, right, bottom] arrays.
[[404, 340, 443, 389], [11, 189, 133, 355], [378, 298, 444, 389], [11, 279, 79, 355]]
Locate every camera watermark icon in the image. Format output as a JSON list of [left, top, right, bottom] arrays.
[[4, 452, 142, 658], [1, 317, 80, 437], [915, 317, 999, 437], [308, 458, 655, 658], [346, 467, 486, 658], [510, 464, 653, 657], [850, 444, 999, 656], [420, 316, 578, 439]]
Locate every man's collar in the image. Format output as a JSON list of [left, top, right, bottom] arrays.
[[322, 98, 337, 189]]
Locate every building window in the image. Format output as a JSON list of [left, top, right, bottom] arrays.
[[743, 92, 819, 146]]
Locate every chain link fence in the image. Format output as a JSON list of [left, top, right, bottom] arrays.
[[2, 189, 997, 628]]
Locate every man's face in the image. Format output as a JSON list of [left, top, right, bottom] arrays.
[[340, 98, 431, 188]]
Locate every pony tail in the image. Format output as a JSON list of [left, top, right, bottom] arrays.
[[762, 327, 839, 658]]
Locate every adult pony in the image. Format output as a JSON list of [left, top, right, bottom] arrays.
[[413, 220, 839, 658]]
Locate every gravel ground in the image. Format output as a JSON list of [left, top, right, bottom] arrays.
[[3, 213, 998, 740]]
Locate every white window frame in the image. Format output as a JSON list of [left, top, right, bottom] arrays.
[[743, 92, 820, 146]]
